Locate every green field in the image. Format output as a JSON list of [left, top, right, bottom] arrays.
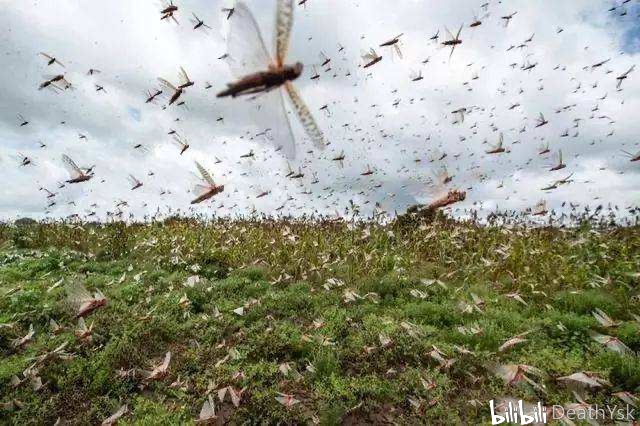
[[1, 219, 639, 424]]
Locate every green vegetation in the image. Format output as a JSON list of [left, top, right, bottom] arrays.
[[0, 219, 638, 424]]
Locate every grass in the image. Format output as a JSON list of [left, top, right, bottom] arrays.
[[0, 217, 638, 424]]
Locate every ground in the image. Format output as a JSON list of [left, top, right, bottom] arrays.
[[0, 219, 639, 424]]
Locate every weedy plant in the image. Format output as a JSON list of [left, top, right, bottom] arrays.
[[0, 216, 638, 424]]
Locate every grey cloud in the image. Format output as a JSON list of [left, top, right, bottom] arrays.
[[0, 0, 639, 221]]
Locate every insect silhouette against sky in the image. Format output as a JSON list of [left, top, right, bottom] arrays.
[[159, 67, 192, 105], [616, 65, 635, 89], [217, 0, 327, 159], [39, 52, 64, 67], [442, 26, 463, 59], [362, 48, 383, 68], [379, 33, 404, 59], [160, 0, 179, 24], [16, 113, 29, 127], [62, 154, 93, 184], [191, 161, 225, 204], [190, 13, 211, 31]]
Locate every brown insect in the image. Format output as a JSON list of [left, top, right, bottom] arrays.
[[159, 67, 192, 105], [39, 74, 71, 91], [362, 48, 383, 68], [486, 133, 506, 154], [160, 1, 179, 23], [217, 0, 327, 159], [128, 175, 143, 190], [39, 52, 64, 67], [191, 161, 224, 204], [622, 149, 640, 162], [550, 150, 566, 171], [62, 154, 93, 183], [442, 26, 463, 59], [427, 189, 466, 210], [141, 351, 172, 383], [379, 33, 404, 59], [616, 65, 634, 89], [66, 282, 107, 318]]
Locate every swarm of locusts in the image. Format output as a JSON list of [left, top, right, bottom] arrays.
[[0, 213, 639, 424], [3, 0, 640, 423]]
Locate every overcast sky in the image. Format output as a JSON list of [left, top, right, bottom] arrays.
[[0, 0, 639, 221]]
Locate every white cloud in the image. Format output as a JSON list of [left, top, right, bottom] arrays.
[[0, 0, 638, 221]]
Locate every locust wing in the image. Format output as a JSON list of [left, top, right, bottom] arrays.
[[410, 170, 454, 205], [65, 281, 94, 313], [362, 48, 379, 62], [198, 395, 216, 422], [62, 154, 83, 179], [195, 161, 215, 186], [172, 134, 187, 148], [275, 0, 295, 66], [265, 90, 297, 158], [226, 2, 273, 78], [444, 27, 454, 40], [179, 67, 191, 85], [158, 78, 178, 92], [128, 175, 141, 186], [285, 81, 327, 151], [192, 184, 212, 199], [235, 85, 297, 159], [394, 44, 403, 60]]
